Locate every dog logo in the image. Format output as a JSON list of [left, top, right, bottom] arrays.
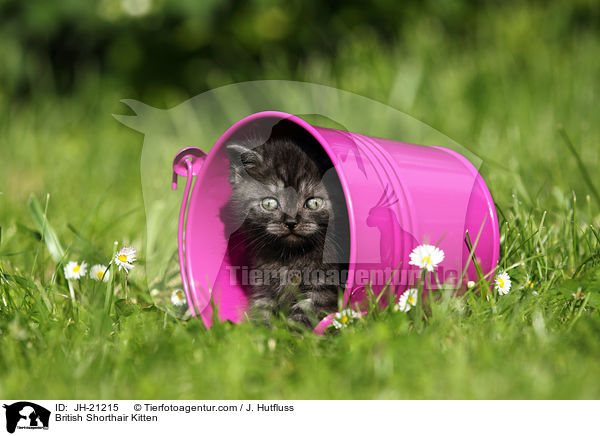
[[3, 402, 50, 433]]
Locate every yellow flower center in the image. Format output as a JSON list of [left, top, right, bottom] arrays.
[[409, 296, 415, 304], [73, 265, 80, 272], [422, 256, 431, 264], [342, 315, 349, 323], [498, 278, 504, 288], [118, 254, 128, 262], [97, 271, 104, 279]]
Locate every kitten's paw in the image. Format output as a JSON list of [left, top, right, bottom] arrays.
[[248, 297, 276, 323], [287, 312, 316, 330]]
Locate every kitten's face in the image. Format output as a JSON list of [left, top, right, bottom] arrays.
[[245, 180, 331, 247], [226, 138, 334, 252]]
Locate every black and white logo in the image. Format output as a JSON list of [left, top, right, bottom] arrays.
[[3, 402, 50, 434]]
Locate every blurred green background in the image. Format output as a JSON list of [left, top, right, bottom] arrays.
[[1, 0, 600, 399], [1, 0, 598, 239]]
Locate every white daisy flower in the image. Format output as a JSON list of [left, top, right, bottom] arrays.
[[331, 309, 360, 329], [394, 288, 418, 312], [467, 280, 476, 289], [495, 271, 511, 295], [171, 289, 187, 306], [64, 261, 87, 280], [114, 246, 137, 272], [90, 264, 110, 282], [409, 244, 445, 272]]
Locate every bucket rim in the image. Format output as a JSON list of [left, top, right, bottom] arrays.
[[204, 110, 359, 301]]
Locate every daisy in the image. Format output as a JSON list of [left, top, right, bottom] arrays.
[[90, 264, 110, 282], [331, 309, 360, 329], [64, 261, 87, 280], [114, 246, 137, 272], [394, 288, 418, 312], [409, 244, 445, 272], [171, 289, 187, 306], [495, 271, 511, 295]]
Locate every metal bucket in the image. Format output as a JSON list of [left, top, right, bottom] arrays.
[[172, 111, 499, 331]]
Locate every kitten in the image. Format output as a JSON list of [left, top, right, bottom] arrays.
[[226, 135, 344, 328]]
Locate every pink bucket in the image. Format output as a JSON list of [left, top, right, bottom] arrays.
[[172, 111, 499, 332]]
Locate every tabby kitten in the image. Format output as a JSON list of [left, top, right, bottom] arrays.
[[226, 135, 343, 327]]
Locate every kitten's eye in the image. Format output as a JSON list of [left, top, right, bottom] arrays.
[[305, 197, 324, 210], [261, 197, 279, 211]]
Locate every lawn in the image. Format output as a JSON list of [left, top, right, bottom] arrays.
[[0, 1, 599, 399]]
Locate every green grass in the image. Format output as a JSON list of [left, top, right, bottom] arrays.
[[1, 2, 600, 399], [2, 190, 600, 399]]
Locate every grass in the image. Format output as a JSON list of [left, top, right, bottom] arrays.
[[1, 2, 600, 399]]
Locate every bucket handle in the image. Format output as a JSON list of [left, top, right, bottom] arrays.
[[172, 147, 207, 317]]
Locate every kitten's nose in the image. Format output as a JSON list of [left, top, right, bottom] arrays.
[[285, 220, 297, 230]]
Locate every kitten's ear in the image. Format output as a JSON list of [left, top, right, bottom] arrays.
[[226, 144, 263, 181]]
